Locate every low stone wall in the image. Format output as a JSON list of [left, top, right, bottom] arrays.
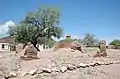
[[5, 60, 120, 78]]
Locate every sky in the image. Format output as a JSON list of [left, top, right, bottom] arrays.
[[0, 0, 120, 44]]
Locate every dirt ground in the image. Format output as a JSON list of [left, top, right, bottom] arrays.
[[0, 48, 120, 79]]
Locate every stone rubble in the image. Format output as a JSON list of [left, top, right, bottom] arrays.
[[42, 68, 52, 73], [89, 63, 96, 67], [20, 72, 28, 76], [5, 60, 120, 78], [36, 69, 43, 74], [8, 72, 17, 78], [28, 70, 38, 75], [85, 64, 90, 67], [113, 61, 120, 64], [60, 66, 67, 73], [104, 62, 110, 65], [67, 64, 76, 70], [77, 63, 86, 68], [96, 61, 103, 65], [51, 67, 60, 72]]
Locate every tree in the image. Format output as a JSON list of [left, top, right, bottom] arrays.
[[82, 33, 99, 47], [110, 39, 120, 48], [46, 38, 57, 48], [37, 37, 57, 48], [8, 6, 63, 50], [8, 25, 17, 36]]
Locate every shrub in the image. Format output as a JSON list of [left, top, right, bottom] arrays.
[[110, 39, 120, 49], [108, 45, 116, 49], [59, 38, 75, 43]]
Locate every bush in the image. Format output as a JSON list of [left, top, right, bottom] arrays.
[[110, 39, 120, 48], [108, 45, 116, 49]]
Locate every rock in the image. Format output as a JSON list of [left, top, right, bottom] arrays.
[[60, 66, 67, 73], [100, 62, 106, 65], [71, 49, 75, 52], [113, 61, 120, 64], [4, 75, 10, 79], [116, 61, 120, 64], [89, 63, 96, 67], [93, 61, 103, 66], [96, 61, 103, 65], [28, 70, 38, 75], [110, 61, 113, 64], [37, 69, 43, 74], [31, 74, 39, 79], [92, 61, 98, 66], [15, 43, 24, 53], [104, 62, 110, 65], [20, 72, 28, 76], [77, 63, 86, 68], [71, 41, 84, 52], [42, 68, 52, 73], [8, 72, 17, 78], [93, 40, 107, 57], [21, 42, 39, 60], [51, 68, 60, 72], [113, 61, 117, 64], [85, 64, 90, 67], [76, 64, 80, 68], [101, 62, 106, 65], [67, 64, 76, 70]]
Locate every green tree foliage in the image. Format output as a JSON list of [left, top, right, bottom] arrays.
[[83, 33, 99, 47], [37, 37, 56, 48], [110, 39, 120, 48], [46, 38, 57, 48], [8, 25, 17, 36], [8, 6, 63, 50]]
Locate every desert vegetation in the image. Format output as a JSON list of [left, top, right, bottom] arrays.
[[8, 6, 63, 50], [109, 39, 120, 49]]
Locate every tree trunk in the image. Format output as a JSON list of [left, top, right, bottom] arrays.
[[33, 43, 40, 51], [32, 40, 40, 51]]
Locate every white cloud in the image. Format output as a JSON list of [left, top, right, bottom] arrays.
[[0, 20, 15, 36]]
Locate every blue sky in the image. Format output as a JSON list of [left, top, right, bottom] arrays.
[[0, 0, 120, 44]]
